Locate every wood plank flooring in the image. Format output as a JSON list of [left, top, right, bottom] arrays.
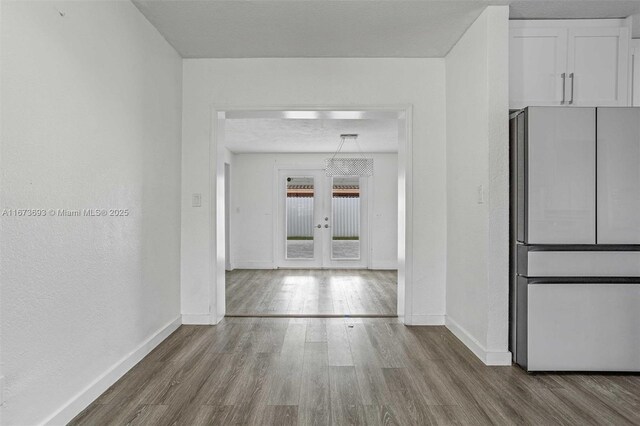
[[226, 269, 397, 316], [71, 318, 640, 426]]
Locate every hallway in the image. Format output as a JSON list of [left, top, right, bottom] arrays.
[[70, 317, 640, 425], [226, 269, 397, 316]]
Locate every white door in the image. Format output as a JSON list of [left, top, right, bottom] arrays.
[[278, 170, 325, 268], [567, 27, 629, 106], [597, 108, 640, 244], [277, 169, 368, 268], [510, 28, 568, 108], [526, 107, 596, 244], [323, 176, 368, 269]]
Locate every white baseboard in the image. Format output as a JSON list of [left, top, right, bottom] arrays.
[[445, 316, 512, 366], [43, 316, 181, 425], [232, 261, 275, 269], [369, 261, 398, 270], [182, 313, 212, 325], [485, 350, 513, 366], [407, 314, 445, 325]]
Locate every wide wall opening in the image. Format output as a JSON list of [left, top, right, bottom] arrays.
[[214, 109, 410, 317]]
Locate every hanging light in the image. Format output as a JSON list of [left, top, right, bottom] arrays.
[[325, 134, 374, 177]]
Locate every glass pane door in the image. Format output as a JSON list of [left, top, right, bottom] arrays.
[[331, 177, 360, 260], [278, 169, 366, 269], [286, 176, 316, 259]]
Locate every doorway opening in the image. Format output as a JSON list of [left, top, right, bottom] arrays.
[[213, 108, 413, 320]]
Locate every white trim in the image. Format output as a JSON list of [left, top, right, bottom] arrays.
[[43, 316, 181, 425], [369, 261, 398, 270], [509, 19, 628, 29], [409, 314, 445, 325], [485, 351, 514, 366], [182, 313, 213, 325], [232, 261, 276, 270], [445, 316, 512, 366]]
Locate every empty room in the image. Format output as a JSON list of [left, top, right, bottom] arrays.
[[222, 111, 400, 317], [2, 0, 639, 425]]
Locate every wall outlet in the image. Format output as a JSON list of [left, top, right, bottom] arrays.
[[192, 193, 202, 207], [477, 185, 485, 204]]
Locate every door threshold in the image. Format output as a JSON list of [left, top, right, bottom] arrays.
[[225, 313, 398, 318]]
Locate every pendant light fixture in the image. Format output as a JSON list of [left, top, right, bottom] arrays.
[[325, 134, 374, 177]]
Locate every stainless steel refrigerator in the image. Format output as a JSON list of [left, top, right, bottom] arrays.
[[509, 107, 640, 372]]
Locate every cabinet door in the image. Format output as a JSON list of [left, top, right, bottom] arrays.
[[510, 28, 568, 109], [567, 27, 629, 106], [597, 108, 640, 243], [526, 107, 596, 244]]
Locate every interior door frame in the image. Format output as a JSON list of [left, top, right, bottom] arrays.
[[210, 105, 414, 325], [274, 166, 370, 269]]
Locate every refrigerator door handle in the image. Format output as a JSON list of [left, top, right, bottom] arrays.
[[568, 73, 575, 105], [561, 73, 566, 105]]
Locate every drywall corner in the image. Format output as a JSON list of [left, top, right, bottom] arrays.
[[445, 5, 510, 362]]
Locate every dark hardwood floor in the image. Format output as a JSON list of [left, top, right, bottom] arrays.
[[70, 317, 640, 425], [226, 269, 397, 316]]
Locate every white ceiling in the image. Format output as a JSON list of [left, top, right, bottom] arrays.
[[133, 0, 640, 58], [224, 118, 399, 153]]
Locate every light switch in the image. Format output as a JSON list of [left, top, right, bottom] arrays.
[[477, 185, 484, 204], [192, 193, 202, 207]]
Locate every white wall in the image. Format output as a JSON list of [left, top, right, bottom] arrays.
[[181, 59, 447, 325], [445, 6, 511, 365], [1, 2, 182, 424], [229, 153, 397, 270]]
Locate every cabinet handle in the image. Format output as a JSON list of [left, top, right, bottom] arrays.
[[561, 73, 566, 104], [568, 73, 574, 105]]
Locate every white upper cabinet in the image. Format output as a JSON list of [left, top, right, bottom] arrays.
[[510, 28, 568, 107], [568, 28, 629, 106], [510, 20, 630, 109]]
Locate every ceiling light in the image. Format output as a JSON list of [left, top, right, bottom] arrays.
[[325, 134, 373, 177]]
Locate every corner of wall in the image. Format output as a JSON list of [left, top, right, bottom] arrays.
[[485, 4, 510, 355], [445, 316, 511, 366], [443, 4, 511, 364], [43, 317, 181, 425]]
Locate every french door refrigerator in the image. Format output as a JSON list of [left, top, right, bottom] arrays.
[[510, 107, 640, 372]]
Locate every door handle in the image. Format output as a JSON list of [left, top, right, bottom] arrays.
[[561, 73, 566, 104], [568, 73, 574, 105]]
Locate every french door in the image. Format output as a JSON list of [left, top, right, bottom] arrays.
[[277, 168, 368, 268]]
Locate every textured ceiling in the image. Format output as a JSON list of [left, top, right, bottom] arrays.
[[224, 118, 399, 153], [133, 0, 488, 58], [133, 0, 640, 58]]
